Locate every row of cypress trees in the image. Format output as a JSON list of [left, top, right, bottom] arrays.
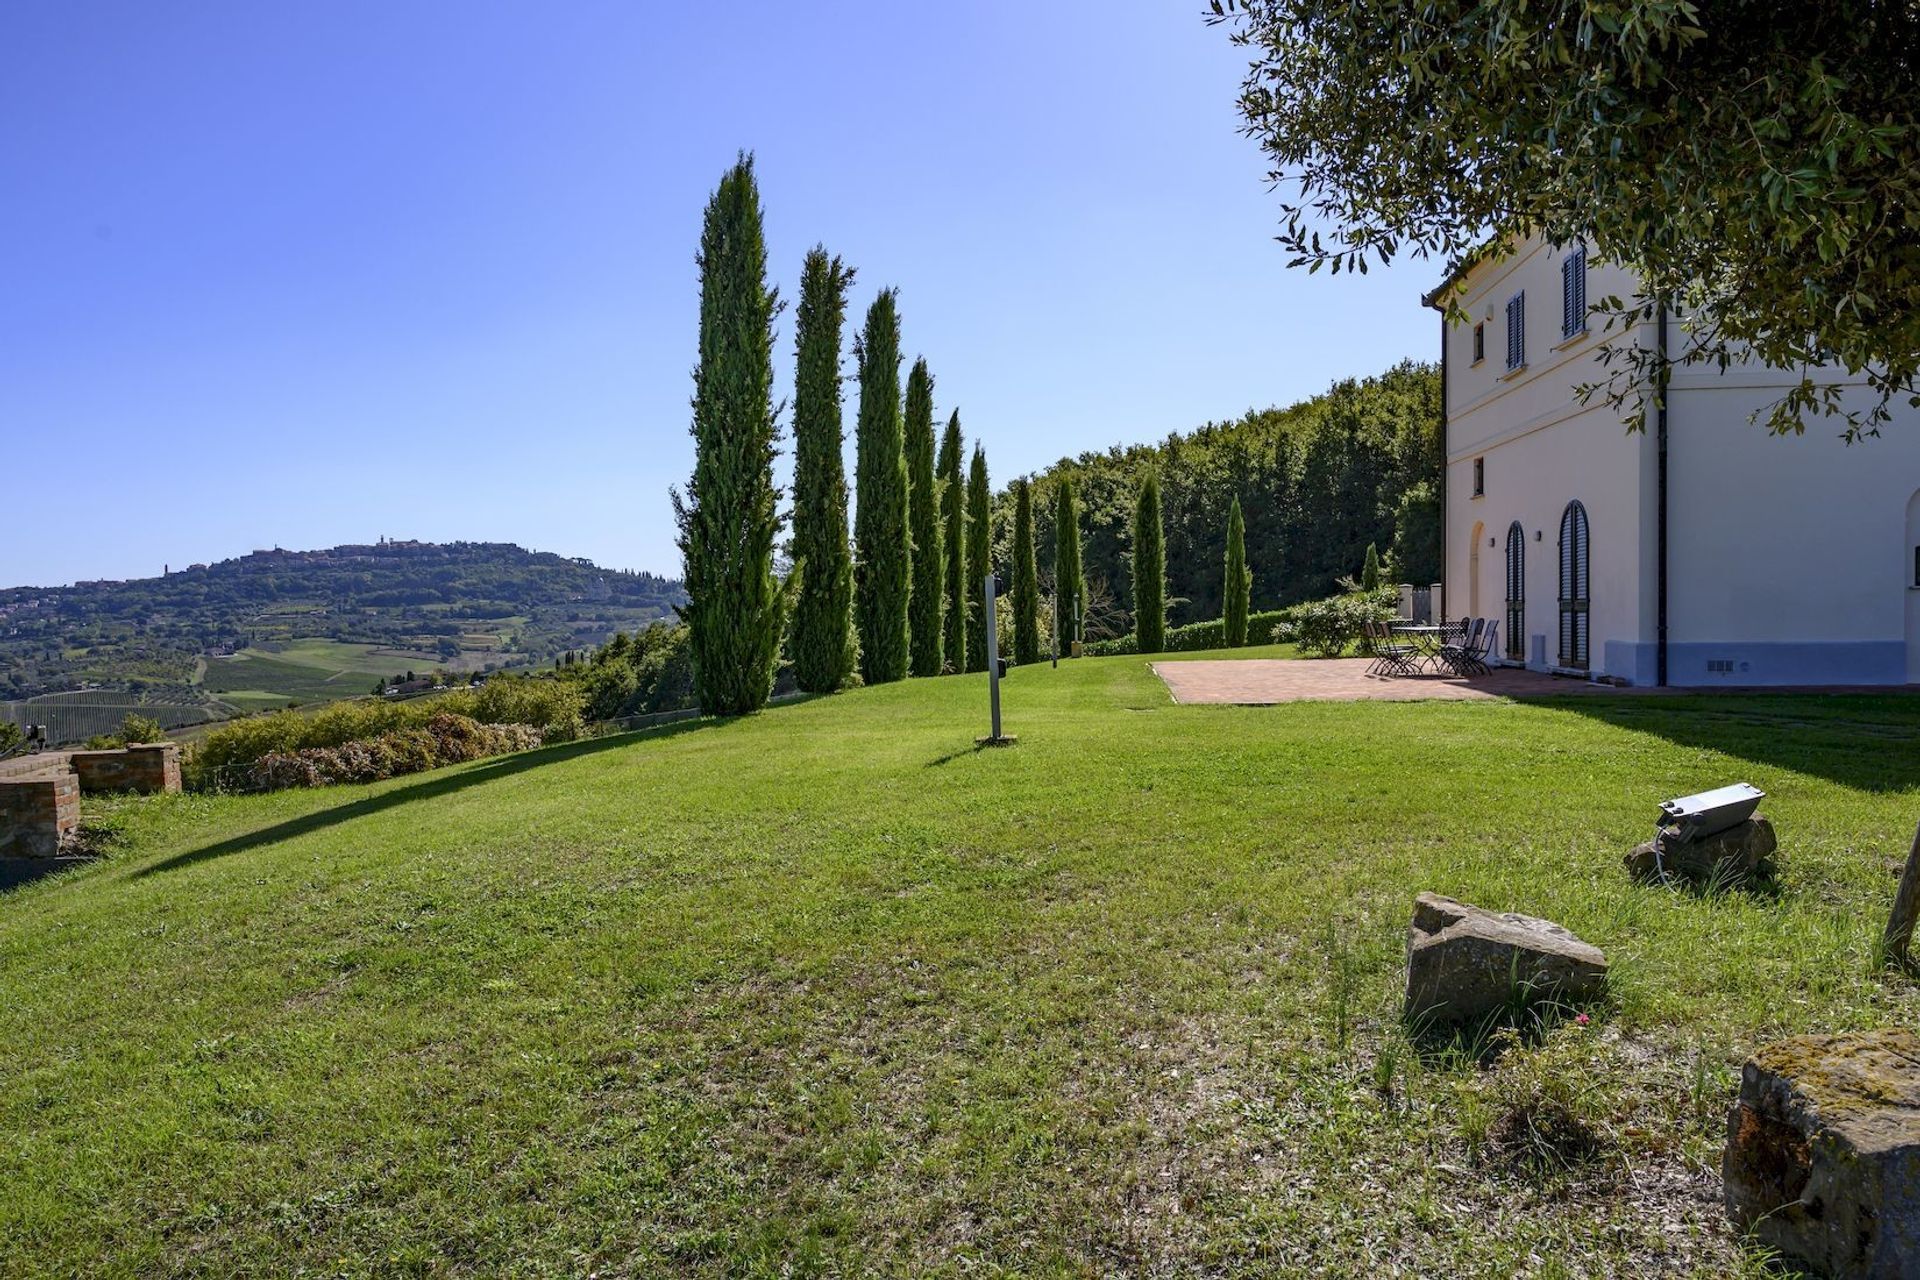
[[680, 155, 1050, 712], [841, 292, 1004, 686], [677, 155, 1265, 710], [1126, 482, 1253, 653]]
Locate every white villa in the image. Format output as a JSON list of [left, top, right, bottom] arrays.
[[1429, 234, 1920, 688]]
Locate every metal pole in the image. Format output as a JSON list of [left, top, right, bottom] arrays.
[[1883, 822, 1920, 969], [985, 571, 1002, 741]]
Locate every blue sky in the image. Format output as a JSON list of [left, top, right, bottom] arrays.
[[0, 2, 1435, 588]]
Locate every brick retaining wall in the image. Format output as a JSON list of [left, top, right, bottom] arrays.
[[68, 743, 181, 795], [0, 772, 80, 858]]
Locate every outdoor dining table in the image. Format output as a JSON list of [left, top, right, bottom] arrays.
[[1389, 622, 1464, 674]]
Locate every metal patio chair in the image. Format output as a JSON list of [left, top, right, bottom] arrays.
[[1367, 619, 1417, 677], [1439, 618, 1484, 675], [1469, 620, 1499, 675]]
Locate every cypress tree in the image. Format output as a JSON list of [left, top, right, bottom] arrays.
[[673, 154, 786, 715], [1011, 478, 1040, 664], [904, 358, 943, 677], [1361, 541, 1382, 591], [790, 246, 856, 693], [1054, 476, 1085, 653], [965, 445, 992, 671], [1132, 470, 1166, 654], [853, 289, 910, 684], [1224, 495, 1251, 647], [939, 410, 968, 672]]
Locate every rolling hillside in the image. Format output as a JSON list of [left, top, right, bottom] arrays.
[[0, 541, 683, 734]]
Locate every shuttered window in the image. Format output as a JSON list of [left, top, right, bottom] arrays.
[[1561, 247, 1587, 339], [1505, 292, 1525, 369], [1504, 523, 1526, 662], [1472, 322, 1485, 362], [1557, 501, 1590, 669]]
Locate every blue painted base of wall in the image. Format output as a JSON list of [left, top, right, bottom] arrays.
[[1601, 640, 1907, 688], [1604, 641, 1661, 688]]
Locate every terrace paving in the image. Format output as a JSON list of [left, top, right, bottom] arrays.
[[1151, 657, 1642, 704]]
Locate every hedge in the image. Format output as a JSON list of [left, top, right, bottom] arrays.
[[1082, 609, 1290, 657], [187, 676, 583, 788], [245, 713, 544, 792]]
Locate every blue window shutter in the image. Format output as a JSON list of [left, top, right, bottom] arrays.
[[1506, 293, 1525, 368], [1562, 249, 1586, 338], [1576, 252, 1586, 331]]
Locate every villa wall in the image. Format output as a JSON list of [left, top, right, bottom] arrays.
[[1441, 235, 1655, 682], [1662, 352, 1920, 687], [1440, 235, 1920, 687]]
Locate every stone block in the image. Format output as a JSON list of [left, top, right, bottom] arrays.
[[1725, 1029, 1920, 1278], [1627, 816, 1776, 885], [1405, 892, 1608, 1031]]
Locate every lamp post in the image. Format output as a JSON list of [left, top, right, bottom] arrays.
[[1050, 588, 1058, 669], [977, 572, 1016, 747]]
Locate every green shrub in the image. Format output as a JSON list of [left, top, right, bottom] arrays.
[[563, 623, 695, 723], [1271, 588, 1398, 658], [439, 675, 583, 742]]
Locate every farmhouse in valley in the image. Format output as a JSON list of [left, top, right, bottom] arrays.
[[1430, 234, 1920, 688]]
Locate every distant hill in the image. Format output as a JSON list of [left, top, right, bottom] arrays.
[[0, 541, 684, 720]]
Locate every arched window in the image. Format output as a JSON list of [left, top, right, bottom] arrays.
[[1504, 522, 1526, 662], [1558, 501, 1591, 670]]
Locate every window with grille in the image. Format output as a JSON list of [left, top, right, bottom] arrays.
[[1557, 501, 1590, 669], [1472, 457, 1485, 497], [1504, 522, 1526, 661], [1561, 248, 1587, 339], [1472, 322, 1485, 362], [1506, 292, 1525, 369]]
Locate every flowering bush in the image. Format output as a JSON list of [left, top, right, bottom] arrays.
[[188, 680, 581, 788], [243, 714, 544, 792]]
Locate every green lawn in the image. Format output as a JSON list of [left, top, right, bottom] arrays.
[[4, 653, 1917, 1276]]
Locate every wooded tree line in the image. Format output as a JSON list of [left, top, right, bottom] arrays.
[[996, 359, 1440, 628]]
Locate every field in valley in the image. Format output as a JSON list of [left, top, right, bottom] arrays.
[[3, 652, 1916, 1276], [0, 690, 215, 745], [199, 639, 468, 710]]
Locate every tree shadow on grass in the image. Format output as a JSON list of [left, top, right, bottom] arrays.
[[134, 718, 718, 879], [1537, 691, 1920, 793]]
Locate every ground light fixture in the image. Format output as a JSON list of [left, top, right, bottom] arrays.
[[977, 572, 1016, 747], [1657, 782, 1764, 843]]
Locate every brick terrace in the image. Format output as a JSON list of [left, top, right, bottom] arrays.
[[1151, 657, 1649, 705]]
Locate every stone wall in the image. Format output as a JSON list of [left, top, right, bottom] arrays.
[[0, 771, 80, 858], [68, 743, 181, 795]]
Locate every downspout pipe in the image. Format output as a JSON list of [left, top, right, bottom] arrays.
[[1656, 297, 1669, 687], [1438, 307, 1449, 624]]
